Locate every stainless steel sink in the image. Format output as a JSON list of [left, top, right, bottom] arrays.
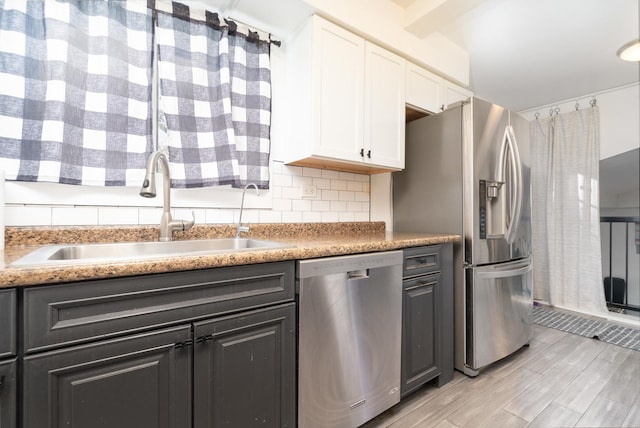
[[11, 238, 291, 267]]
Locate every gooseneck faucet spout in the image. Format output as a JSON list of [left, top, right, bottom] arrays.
[[140, 151, 195, 242], [236, 183, 259, 238]]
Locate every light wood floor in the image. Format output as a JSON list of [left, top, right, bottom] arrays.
[[362, 325, 640, 428]]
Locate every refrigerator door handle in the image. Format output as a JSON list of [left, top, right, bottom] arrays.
[[501, 125, 523, 244], [476, 262, 532, 279]]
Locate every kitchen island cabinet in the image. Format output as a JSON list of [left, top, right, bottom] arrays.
[[401, 243, 454, 397], [21, 262, 296, 428], [0, 289, 16, 428]]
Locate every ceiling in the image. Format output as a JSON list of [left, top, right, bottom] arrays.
[[391, 0, 640, 112]]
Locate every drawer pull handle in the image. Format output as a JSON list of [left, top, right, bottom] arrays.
[[174, 340, 193, 349], [195, 334, 214, 344]]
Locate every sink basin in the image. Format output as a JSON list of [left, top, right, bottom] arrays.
[[11, 238, 291, 267]]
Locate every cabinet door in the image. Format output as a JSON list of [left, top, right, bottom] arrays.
[[193, 303, 295, 428], [313, 17, 364, 163], [401, 273, 441, 397], [364, 42, 405, 170], [0, 289, 16, 359], [440, 80, 472, 110], [0, 359, 16, 428], [23, 326, 192, 428], [406, 62, 442, 114]]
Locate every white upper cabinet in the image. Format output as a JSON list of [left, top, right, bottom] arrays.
[[284, 15, 405, 173], [440, 80, 473, 110], [364, 43, 405, 170], [312, 19, 365, 165], [405, 62, 442, 114], [406, 61, 472, 113]]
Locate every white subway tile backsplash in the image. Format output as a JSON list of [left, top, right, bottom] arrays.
[[235, 209, 259, 224], [302, 167, 322, 178], [6, 165, 372, 228], [271, 173, 292, 187], [321, 169, 340, 179], [282, 211, 303, 223], [311, 200, 330, 212], [292, 175, 313, 187], [313, 178, 331, 189], [339, 212, 355, 222], [321, 211, 340, 222], [302, 211, 322, 222], [354, 211, 370, 222], [321, 189, 339, 200], [52, 206, 99, 226], [330, 200, 347, 212], [338, 191, 355, 201], [355, 191, 369, 201], [259, 210, 282, 223], [347, 201, 362, 212], [282, 165, 303, 176], [280, 186, 299, 200], [292, 199, 312, 212], [272, 198, 292, 212], [139, 207, 164, 225], [205, 209, 234, 224], [98, 207, 139, 225], [5, 205, 51, 226], [331, 179, 347, 191], [339, 172, 356, 182], [347, 181, 363, 192]]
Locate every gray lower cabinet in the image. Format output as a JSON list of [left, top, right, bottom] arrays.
[[0, 359, 17, 428], [402, 272, 441, 396], [0, 289, 17, 428], [193, 303, 295, 428], [401, 244, 453, 397], [23, 326, 192, 428], [21, 261, 296, 428]]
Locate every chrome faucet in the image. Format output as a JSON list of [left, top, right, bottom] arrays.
[[140, 151, 194, 242], [236, 183, 259, 238]]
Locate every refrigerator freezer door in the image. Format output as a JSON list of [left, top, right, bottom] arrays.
[[466, 258, 533, 371], [464, 98, 531, 266]]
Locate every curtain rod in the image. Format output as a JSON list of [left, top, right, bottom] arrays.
[[521, 82, 638, 115], [151, 0, 281, 47]]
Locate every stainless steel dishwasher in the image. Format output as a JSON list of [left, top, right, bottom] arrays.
[[297, 250, 403, 428]]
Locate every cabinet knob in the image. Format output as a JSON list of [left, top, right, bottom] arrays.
[[367, 150, 371, 158], [359, 148, 365, 157]]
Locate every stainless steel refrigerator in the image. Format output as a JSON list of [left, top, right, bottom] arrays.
[[393, 97, 533, 376]]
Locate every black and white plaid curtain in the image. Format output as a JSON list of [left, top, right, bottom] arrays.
[[155, 1, 272, 189], [0, 0, 153, 186]]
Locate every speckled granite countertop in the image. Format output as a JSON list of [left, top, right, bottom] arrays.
[[1, 222, 460, 288]]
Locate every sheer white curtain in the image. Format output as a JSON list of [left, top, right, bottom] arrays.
[[531, 106, 608, 315]]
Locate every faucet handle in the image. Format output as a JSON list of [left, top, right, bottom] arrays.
[[182, 211, 195, 231]]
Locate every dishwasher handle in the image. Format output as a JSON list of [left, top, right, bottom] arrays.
[[348, 269, 370, 280]]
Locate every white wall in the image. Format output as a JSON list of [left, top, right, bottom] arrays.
[[519, 83, 640, 161]]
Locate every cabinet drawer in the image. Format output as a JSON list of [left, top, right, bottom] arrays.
[[24, 261, 294, 353], [403, 272, 440, 291], [403, 245, 441, 277], [0, 289, 16, 358]]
